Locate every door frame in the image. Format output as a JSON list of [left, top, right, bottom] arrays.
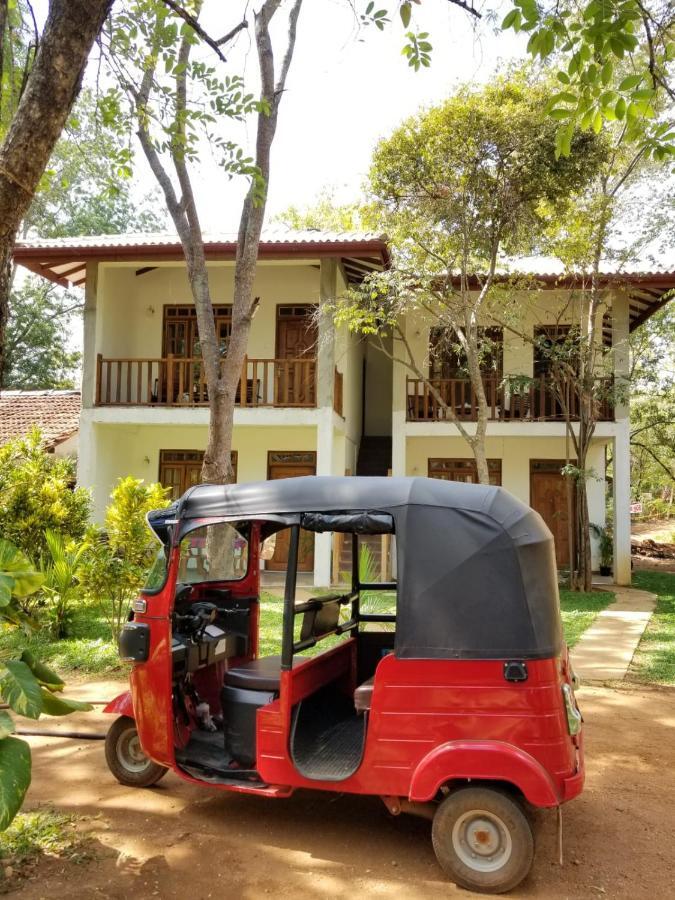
[[529, 459, 576, 566], [275, 304, 318, 359], [267, 451, 317, 572], [159, 449, 238, 499]]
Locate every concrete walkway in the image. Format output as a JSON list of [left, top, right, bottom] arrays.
[[571, 586, 657, 682]]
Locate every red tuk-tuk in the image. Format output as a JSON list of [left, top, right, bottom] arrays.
[[104, 476, 583, 894]]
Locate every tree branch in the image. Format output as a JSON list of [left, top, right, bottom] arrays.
[[159, 0, 247, 63]]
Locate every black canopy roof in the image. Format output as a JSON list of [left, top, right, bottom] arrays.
[[149, 476, 562, 661]]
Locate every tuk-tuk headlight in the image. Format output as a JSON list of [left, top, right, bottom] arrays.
[[562, 683, 582, 735]]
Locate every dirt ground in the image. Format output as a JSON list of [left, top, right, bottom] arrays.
[[5, 680, 675, 899]]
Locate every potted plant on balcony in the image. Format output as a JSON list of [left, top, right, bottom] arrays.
[[501, 374, 535, 420], [591, 524, 613, 576]]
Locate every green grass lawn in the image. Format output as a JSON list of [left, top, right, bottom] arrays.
[[559, 588, 614, 648], [0, 599, 123, 678], [0, 586, 612, 680], [627, 570, 675, 685]]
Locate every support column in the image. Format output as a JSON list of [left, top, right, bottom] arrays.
[[317, 258, 337, 410], [391, 316, 407, 477], [612, 290, 631, 585], [313, 258, 339, 587], [613, 426, 632, 584], [314, 409, 334, 587], [81, 263, 99, 409]]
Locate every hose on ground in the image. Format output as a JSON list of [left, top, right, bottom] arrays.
[[16, 729, 106, 740]]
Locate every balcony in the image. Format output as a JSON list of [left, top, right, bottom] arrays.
[[95, 355, 317, 408], [406, 375, 614, 422]]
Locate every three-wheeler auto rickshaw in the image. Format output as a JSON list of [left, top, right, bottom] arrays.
[[104, 476, 584, 894]]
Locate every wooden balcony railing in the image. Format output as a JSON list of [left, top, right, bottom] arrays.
[[95, 355, 317, 408], [406, 375, 614, 422]]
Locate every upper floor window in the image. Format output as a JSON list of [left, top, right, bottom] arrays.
[[429, 326, 503, 380], [163, 305, 232, 359], [533, 325, 579, 378]]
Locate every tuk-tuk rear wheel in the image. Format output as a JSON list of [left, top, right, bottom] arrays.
[[432, 786, 533, 894], [105, 716, 169, 788]]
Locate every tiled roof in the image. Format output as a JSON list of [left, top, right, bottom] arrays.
[[0, 390, 81, 449], [498, 254, 675, 279], [15, 226, 386, 251], [13, 227, 390, 290]]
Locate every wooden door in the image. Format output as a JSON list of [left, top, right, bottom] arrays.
[[530, 461, 573, 567], [275, 306, 317, 406], [267, 451, 316, 571]]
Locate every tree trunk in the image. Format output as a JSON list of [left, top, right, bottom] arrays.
[[0, 0, 113, 378]]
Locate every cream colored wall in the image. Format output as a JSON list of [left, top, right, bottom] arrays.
[[364, 335, 393, 436], [403, 289, 610, 381], [404, 435, 607, 563], [88, 422, 318, 520], [96, 262, 321, 360]]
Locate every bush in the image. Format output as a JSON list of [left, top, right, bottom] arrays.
[[0, 429, 90, 563], [79, 477, 170, 640]]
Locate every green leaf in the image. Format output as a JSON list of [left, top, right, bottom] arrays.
[[501, 8, 521, 30], [0, 737, 31, 831], [39, 689, 93, 717], [400, 1, 411, 28], [601, 61, 613, 86], [0, 541, 42, 599], [615, 97, 627, 119], [618, 75, 642, 92], [20, 651, 64, 693], [0, 661, 43, 719], [0, 574, 13, 607], [592, 109, 603, 133], [0, 712, 15, 741]]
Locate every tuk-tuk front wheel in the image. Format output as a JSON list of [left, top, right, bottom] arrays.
[[432, 786, 534, 894], [105, 716, 168, 788]]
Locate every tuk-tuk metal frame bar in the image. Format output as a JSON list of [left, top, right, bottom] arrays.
[[282, 529, 397, 667], [281, 524, 300, 670]]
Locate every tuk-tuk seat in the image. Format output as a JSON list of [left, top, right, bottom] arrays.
[[354, 676, 374, 714], [224, 655, 301, 693]]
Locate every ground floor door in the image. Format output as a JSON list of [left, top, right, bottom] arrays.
[[530, 460, 573, 567], [267, 451, 316, 571]]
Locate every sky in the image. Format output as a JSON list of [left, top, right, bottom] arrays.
[[124, 0, 528, 231]]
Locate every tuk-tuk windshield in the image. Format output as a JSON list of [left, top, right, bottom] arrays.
[[178, 522, 249, 583]]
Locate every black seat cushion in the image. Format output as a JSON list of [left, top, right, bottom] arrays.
[[224, 655, 300, 692]]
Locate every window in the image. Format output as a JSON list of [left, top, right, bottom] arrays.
[[159, 450, 238, 500], [428, 458, 502, 486], [178, 522, 249, 584], [163, 305, 232, 358], [429, 327, 503, 380]]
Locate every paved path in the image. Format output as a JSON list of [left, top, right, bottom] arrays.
[[570, 586, 656, 682]]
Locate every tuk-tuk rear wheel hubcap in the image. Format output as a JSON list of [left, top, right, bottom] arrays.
[[452, 810, 512, 873], [117, 728, 151, 773]]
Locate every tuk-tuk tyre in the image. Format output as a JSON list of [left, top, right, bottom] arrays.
[[431, 787, 534, 894], [105, 716, 169, 788]]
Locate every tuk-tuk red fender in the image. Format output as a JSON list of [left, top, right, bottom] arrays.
[[408, 739, 561, 808], [103, 690, 134, 719]]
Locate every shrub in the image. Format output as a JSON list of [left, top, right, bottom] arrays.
[[0, 538, 92, 831], [0, 429, 90, 563], [79, 477, 171, 640], [40, 530, 88, 638]]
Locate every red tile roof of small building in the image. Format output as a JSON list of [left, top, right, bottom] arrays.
[[0, 390, 80, 450]]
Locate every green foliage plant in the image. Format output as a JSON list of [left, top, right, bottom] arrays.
[[79, 477, 171, 641], [0, 539, 92, 831], [0, 430, 90, 564], [40, 530, 88, 639]]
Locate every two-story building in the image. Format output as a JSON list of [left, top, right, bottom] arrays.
[[14, 230, 673, 587]]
